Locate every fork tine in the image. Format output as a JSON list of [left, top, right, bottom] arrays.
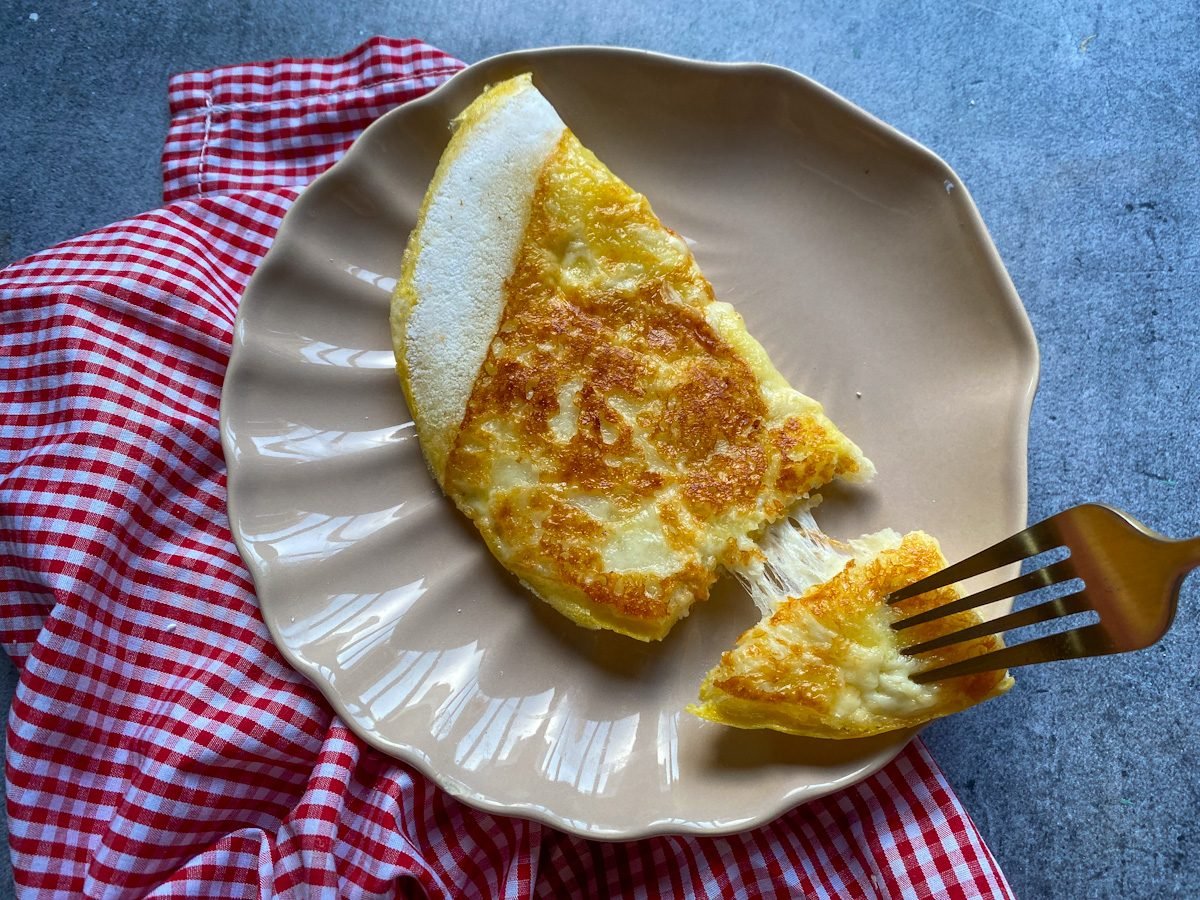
[[901, 589, 1092, 656], [909, 623, 1119, 684], [886, 516, 1065, 604], [891, 558, 1077, 630]]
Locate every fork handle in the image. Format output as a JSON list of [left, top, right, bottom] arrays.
[[1171, 536, 1200, 575]]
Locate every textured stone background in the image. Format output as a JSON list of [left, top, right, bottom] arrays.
[[2, 1, 1197, 896]]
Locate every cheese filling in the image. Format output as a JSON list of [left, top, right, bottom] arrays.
[[731, 512, 936, 720]]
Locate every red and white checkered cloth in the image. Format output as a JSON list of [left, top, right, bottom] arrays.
[[0, 37, 1014, 898]]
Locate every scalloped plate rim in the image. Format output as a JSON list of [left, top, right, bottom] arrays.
[[220, 45, 1039, 840]]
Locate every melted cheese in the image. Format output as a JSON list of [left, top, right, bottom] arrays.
[[690, 524, 1014, 737]]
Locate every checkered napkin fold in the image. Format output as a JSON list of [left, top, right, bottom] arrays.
[[0, 38, 1013, 898]]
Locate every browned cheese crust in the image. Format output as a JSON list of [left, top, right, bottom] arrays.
[[443, 132, 867, 639]]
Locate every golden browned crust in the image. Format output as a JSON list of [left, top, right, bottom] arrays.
[[442, 132, 869, 640], [691, 532, 1013, 736]]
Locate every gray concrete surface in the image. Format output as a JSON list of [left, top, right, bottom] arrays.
[[2, 1, 1197, 897]]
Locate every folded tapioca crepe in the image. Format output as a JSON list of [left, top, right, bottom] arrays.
[[391, 74, 1010, 736], [391, 74, 870, 642]]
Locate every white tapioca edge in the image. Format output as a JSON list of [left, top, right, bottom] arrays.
[[391, 74, 567, 484]]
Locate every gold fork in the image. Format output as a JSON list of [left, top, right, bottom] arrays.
[[886, 503, 1200, 684]]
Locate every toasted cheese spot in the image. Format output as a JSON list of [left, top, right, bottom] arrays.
[[691, 524, 1013, 737], [443, 130, 871, 640]]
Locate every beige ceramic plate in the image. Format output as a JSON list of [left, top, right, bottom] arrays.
[[221, 47, 1038, 839]]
